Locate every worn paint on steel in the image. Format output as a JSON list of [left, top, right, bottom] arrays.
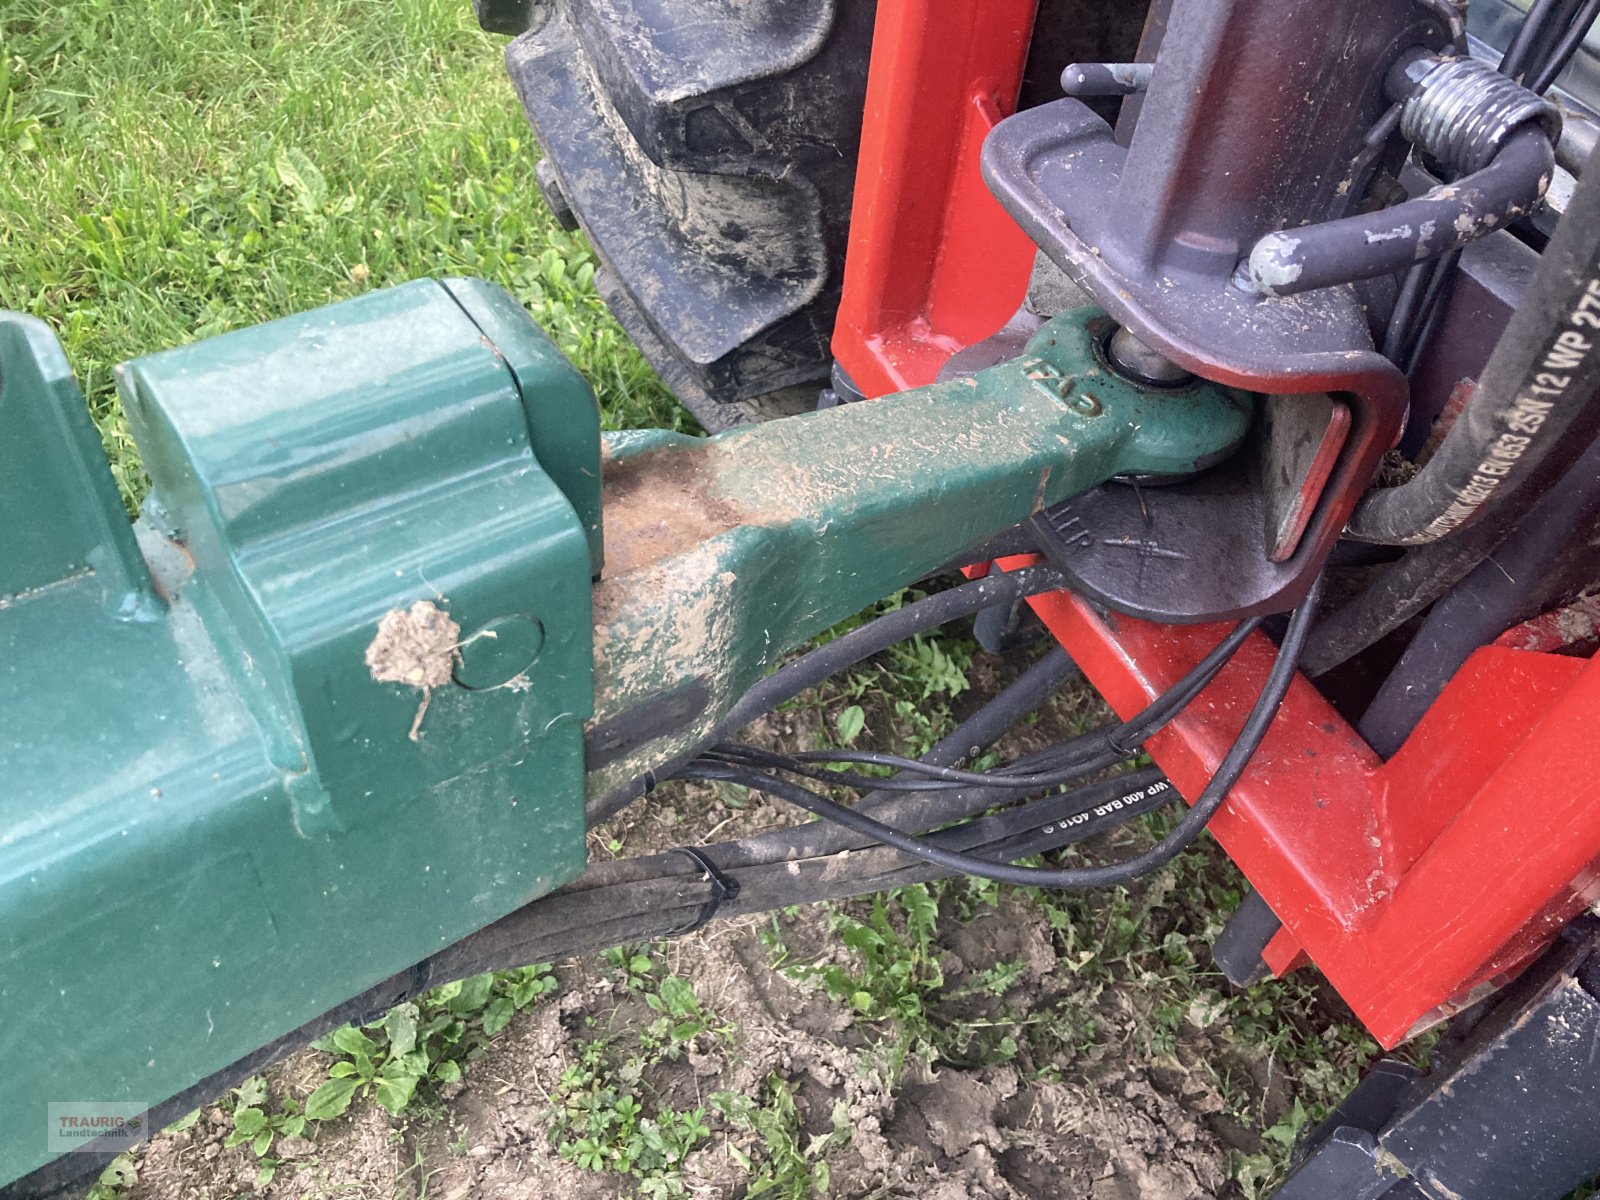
[[586, 310, 1253, 798]]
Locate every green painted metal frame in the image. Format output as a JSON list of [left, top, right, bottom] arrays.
[[0, 291, 1247, 1190], [585, 310, 1253, 799]]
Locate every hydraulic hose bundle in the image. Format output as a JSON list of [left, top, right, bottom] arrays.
[[1310, 153, 1600, 673], [670, 568, 1322, 892], [1346, 155, 1600, 548]]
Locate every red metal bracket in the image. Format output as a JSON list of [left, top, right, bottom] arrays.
[[840, 10, 1600, 1047], [1494, 594, 1600, 655], [998, 556, 1600, 1047], [831, 0, 1041, 397]]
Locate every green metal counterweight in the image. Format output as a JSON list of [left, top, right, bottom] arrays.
[[0, 286, 1248, 1187]]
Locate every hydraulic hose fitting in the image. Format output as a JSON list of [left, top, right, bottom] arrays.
[[1391, 50, 1560, 174]]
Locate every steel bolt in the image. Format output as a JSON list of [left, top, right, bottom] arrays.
[[1107, 327, 1194, 388]]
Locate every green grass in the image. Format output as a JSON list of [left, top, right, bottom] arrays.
[[0, 0, 689, 511]]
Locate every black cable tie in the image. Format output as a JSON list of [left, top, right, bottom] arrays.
[[665, 846, 740, 937], [1104, 728, 1143, 758]]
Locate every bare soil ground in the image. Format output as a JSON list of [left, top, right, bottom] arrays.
[[123, 645, 1375, 1200]]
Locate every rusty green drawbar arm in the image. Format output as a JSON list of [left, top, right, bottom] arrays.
[[0, 279, 1247, 1189]]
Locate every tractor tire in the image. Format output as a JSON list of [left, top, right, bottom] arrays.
[[488, 0, 1149, 429], [498, 0, 878, 430]]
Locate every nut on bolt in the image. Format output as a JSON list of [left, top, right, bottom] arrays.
[[1107, 327, 1194, 388]]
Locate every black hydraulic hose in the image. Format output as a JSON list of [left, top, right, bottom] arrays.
[[721, 646, 1097, 866], [725, 647, 1086, 810], [935, 524, 1051, 574], [1383, 259, 1437, 362], [687, 578, 1321, 890], [590, 567, 1066, 821], [1344, 153, 1600, 546], [1527, 0, 1600, 93], [753, 614, 1261, 789], [703, 748, 953, 792], [1355, 432, 1600, 754], [1385, 246, 1464, 377], [710, 566, 1064, 743], [703, 642, 1099, 794], [1306, 429, 1600, 677], [685, 763, 1174, 889], [1245, 125, 1554, 298], [726, 649, 1127, 867], [899, 643, 1080, 768], [1502, 0, 1568, 81], [1399, 247, 1465, 374], [1303, 417, 1600, 674]]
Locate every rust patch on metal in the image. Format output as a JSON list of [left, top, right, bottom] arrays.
[[600, 448, 743, 578]]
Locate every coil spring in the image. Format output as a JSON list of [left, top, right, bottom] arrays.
[[1400, 55, 1559, 175]]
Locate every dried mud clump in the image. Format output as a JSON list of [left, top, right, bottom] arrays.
[[365, 600, 460, 740]]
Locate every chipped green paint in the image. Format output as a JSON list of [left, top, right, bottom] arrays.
[[0, 294, 1248, 1190], [587, 309, 1252, 797]]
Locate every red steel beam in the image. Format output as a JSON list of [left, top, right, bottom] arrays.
[[832, 0, 1040, 397], [1000, 558, 1600, 1047]]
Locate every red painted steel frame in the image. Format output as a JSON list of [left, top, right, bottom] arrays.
[[840, 9, 1600, 1046], [1001, 555, 1600, 1048], [831, 0, 1041, 398]]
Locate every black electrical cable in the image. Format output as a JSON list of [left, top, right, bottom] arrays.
[[770, 742, 1127, 785], [1400, 247, 1464, 374], [1383, 258, 1436, 363], [934, 524, 1046, 575], [719, 613, 1262, 791], [1383, 246, 1463, 378], [710, 565, 1065, 745], [683, 577, 1323, 890], [883, 644, 1080, 779], [1345, 102, 1408, 219], [684, 762, 1171, 889], [706, 735, 1135, 793], [708, 709, 1182, 804], [701, 745, 979, 793], [746, 647, 1105, 864]]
